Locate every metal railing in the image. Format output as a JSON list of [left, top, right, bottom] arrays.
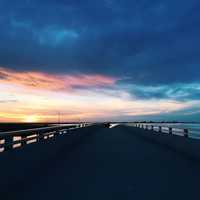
[[0, 123, 89, 153], [132, 123, 189, 138]]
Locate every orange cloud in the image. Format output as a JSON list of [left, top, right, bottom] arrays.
[[0, 67, 117, 91], [0, 67, 196, 123]]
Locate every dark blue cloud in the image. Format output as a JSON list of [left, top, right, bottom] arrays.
[[0, 0, 200, 85], [124, 83, 200, 101]]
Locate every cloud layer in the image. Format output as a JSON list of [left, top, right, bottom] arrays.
[[0, 0, 200, 85], [0, 0, 200, 121], [0, 67, 116, 91], [0, 67, 198, 122]]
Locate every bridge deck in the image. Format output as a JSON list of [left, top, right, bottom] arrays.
[[1, 125, 200, 200]]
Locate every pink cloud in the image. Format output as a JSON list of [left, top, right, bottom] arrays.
[[0, 67, 117, 91]]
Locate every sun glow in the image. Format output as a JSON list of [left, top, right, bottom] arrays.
[[23, 115, 40, 123]]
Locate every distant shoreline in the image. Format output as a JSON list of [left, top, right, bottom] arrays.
[[0, 121, 200, 132]]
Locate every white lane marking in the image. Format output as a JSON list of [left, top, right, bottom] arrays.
[[109, 124, 119, 128]]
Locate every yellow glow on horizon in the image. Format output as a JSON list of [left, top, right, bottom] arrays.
[[23, 115, 40, 123]]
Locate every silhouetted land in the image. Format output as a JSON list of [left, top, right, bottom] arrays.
[[1, 125, 200, 199], [0, 123, 79, 132], [0, 123, 53, 132], [1, 122, 199, 132]]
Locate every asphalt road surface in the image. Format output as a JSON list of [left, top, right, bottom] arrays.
[[1, 125, 200, 200]]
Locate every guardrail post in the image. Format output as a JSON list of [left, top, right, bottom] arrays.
[[38, 133, 44, 141], [21, 135, 27, 146], [169, 127, 172, 134], [54, 130, 59, 136], [4, 135, 13, 151], [183, 129, 189, 137], [159, 126, 162, 133]]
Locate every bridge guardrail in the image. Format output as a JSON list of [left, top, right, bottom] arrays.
[[131, 123, 189, 138], [0, 123, 90, 153]]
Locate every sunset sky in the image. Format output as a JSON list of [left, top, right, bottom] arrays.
[[0, 0, 200, 122]]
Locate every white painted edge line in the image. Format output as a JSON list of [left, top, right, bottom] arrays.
[[109, 124, 119, 129]]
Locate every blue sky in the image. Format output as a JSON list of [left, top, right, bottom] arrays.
[[0, 0, 200, 122]]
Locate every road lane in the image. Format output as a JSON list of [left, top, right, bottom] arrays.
[[2, 125, 200, 199]]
